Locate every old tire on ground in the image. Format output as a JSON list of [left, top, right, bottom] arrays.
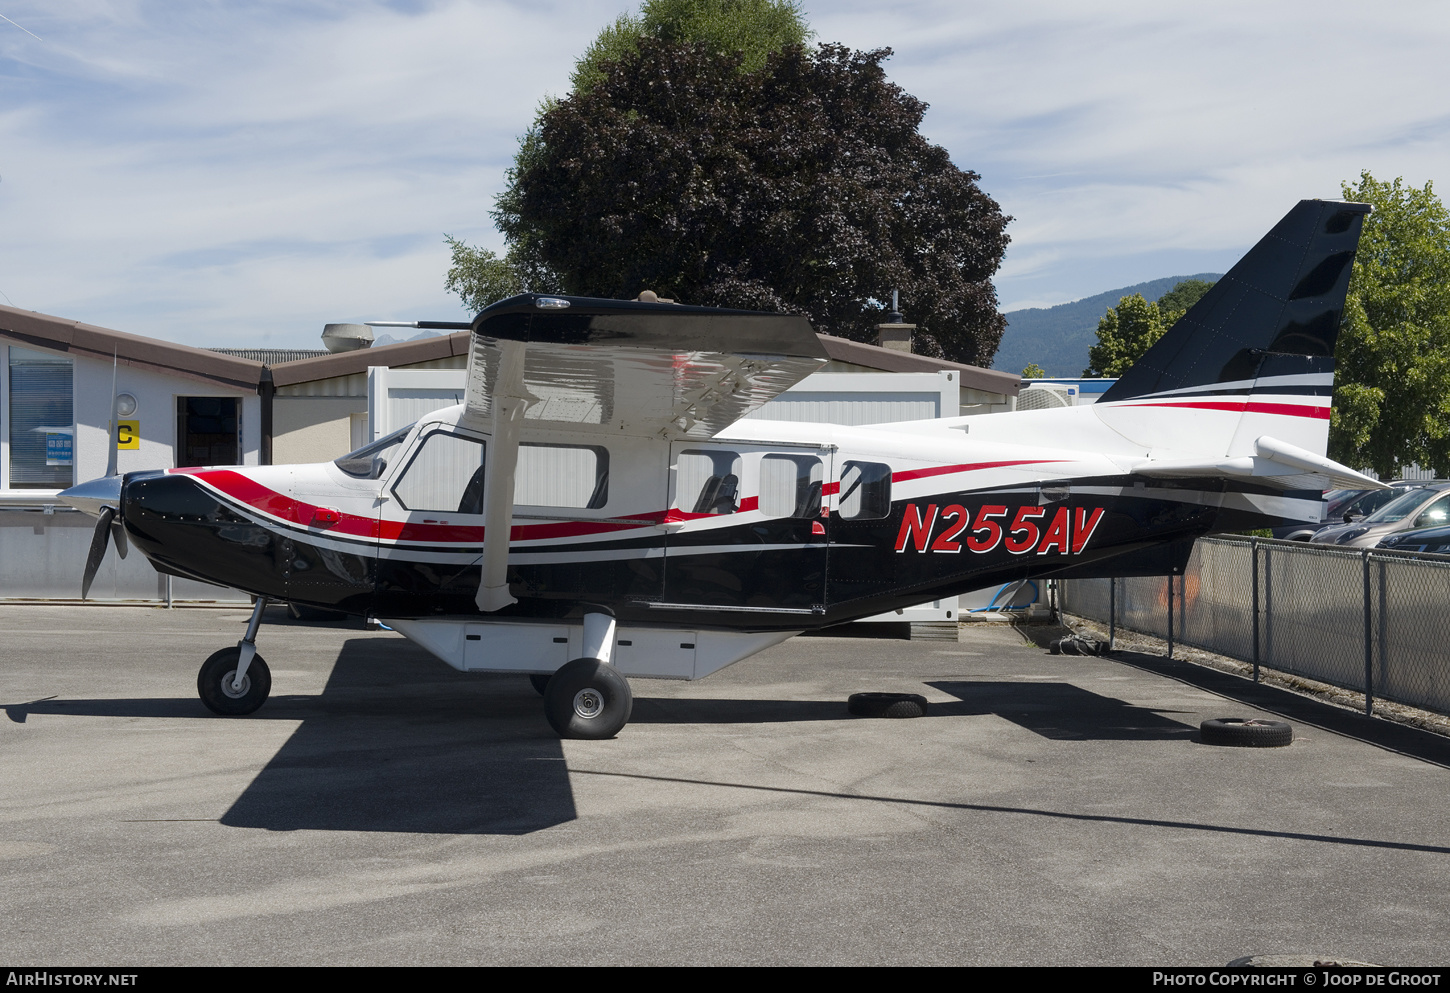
[[848, 692, 928, 719], [543, 657, 633, 739], [1200, 717, 1293, 748], [529, 673, 552, 696], [198, 647, 272, 716]]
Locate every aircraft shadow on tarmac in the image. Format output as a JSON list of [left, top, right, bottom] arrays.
[[216, 637, 579, 835], [6, 637, 580, 836], [926, 681, 1197, 741]]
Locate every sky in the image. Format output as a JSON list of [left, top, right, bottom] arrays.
[[1, 0, 1447, 349]]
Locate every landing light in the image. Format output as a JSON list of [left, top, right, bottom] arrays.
[[535, 297, 571, 310]]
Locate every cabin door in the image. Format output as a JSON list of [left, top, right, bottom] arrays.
[[664, 444, 828, 611]]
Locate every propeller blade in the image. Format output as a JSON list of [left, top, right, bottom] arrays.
[[111, 518, 129, 559], [81, 507, 115, 600]]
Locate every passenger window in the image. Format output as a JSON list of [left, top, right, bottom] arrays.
[[838, 461, 892, 521], [516, 444, 609, 509], [760, 454, 824, 519], [675, 449, 742, 515], [392, 431, 487, 514]]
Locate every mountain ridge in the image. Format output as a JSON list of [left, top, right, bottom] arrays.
[[993, 273, 1223, 377]]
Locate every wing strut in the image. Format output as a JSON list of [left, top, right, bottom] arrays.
[[476, 340, 529, 612]]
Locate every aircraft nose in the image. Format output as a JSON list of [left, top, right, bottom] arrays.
[[58, 475, 124, 518]]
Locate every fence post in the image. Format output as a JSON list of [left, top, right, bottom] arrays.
[[1108, 577, 1116, 652], [1167, 572, 1175, 659], [1362, 549, 1374, 716], [1250, 538, 1260, 682]]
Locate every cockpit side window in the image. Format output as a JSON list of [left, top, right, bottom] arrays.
[[675, 449, 742, 515], [392, 430, 487, 514]]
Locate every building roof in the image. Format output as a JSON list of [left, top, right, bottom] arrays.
[[815, 334, 1021, 397], [210, 347, 329, 364], [266, 332, 472, 387], [0, 305, 1018, 397], [0, 305, 264, 390]]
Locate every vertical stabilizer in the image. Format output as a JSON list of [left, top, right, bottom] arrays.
[[1095, 199, 1370, 458]]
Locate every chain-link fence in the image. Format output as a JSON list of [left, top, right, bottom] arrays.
[[1060, 535, 1450, 717]]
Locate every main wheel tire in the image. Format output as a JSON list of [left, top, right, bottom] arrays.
[[848, 692, 928, 719], [1200, 717, 1293, 748], [198, 647, 272, 716], [529, 673, 552, 696], [543, 657, 632, 740]]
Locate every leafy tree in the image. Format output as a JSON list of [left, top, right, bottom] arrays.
[[1083, 294, 1167, 377], [1154, 278, 1214, 323], [493, 39, 1011, 364], [447, 0, 814, 314], [1021, 363, 1046, 379], [1081, 278, 1216, 377], [443, 236, 525, 313], [1330, 172, 1450, 477], [571, 0, 811, 93]]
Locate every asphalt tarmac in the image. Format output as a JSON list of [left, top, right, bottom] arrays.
[[2, 604, 1449, 966]]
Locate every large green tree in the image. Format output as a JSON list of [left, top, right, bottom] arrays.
[[1330, 172, 1450, 477], [1083, 278, 1215, 377], [449, 1, 1010, 365], [571, 0, 811, 93]]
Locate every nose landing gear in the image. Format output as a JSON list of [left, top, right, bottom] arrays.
[[198, 598, 272, 716]]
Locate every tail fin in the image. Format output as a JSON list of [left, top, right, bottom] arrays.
[[1096, 199, 1370, 458], [1102, 199, 1369, 403]]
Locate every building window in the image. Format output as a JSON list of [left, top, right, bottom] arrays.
[[176, 397, 240, 468], [8, 347, 74, 490]]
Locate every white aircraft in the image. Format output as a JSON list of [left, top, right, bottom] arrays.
[[59, 199, 1381, 739]]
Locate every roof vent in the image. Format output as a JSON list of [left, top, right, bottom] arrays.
[[321, 323, 374, 353]]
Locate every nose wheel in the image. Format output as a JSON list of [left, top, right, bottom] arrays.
[[198, 647, 272, 715], [198, 597, 272, 716]]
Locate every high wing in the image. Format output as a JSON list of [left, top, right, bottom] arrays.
[[462, 294, 828, 440], [462, 293, 828, 612]]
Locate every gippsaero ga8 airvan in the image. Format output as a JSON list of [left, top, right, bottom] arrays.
[[60, 199, 1382, 739]]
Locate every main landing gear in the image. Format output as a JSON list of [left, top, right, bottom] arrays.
[[539, 611, 633, 740], [198, 598, 272, 716]]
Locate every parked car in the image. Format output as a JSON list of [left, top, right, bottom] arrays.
[[1309, 482, 1450, 548], [1377, 523, 1450, 556], [1271, 481, 1432, 540]]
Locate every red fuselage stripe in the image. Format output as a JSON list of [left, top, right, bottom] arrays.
[[891, 459, 1064, 483], [1127, 400, 1332, 420]]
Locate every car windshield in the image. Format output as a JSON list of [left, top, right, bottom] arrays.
[[1363, 488, 1433, 523], [334, 426, 411, 479]]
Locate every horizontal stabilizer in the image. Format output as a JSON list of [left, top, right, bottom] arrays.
[[1131, 435, 1385, 491]]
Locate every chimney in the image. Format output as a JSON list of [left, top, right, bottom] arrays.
[[875, 289, 915, 353]]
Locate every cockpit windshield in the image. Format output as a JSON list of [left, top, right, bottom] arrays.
[[334, 426, 411, 479]]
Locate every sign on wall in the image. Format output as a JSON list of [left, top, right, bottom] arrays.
[[117, 421, 140, 449], [45, 432, 73, 466]]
